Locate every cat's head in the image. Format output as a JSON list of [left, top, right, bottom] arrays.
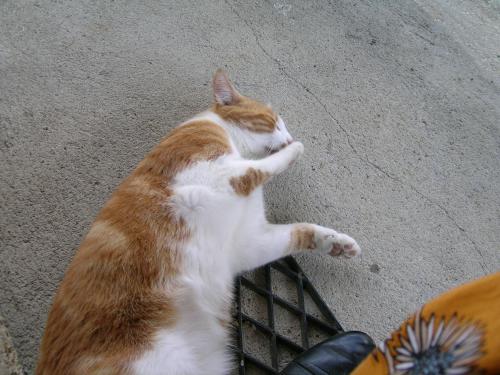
[[212, 69, 293, 158]]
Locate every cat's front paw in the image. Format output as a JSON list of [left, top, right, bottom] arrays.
[[314, 226, 361, 258], [328, 233, 361, 258], [288, 141, 304, 156], [284, 141, 304, 166]]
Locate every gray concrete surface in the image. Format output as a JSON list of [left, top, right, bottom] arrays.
[[0, 316, 23, 375], [1, 0, 499, 373]]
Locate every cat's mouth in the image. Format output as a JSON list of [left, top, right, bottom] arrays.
[[269, 140, 293, 154]]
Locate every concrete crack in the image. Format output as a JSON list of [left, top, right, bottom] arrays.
[[224, 0, 487, 272]]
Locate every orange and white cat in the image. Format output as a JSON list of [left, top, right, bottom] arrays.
[[36, 70, 361, 375]]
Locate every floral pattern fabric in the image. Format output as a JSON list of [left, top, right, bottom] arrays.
[[352, 272, 500, 375]]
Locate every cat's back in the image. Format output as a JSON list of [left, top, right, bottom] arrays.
[[36, 120, 234, 375]]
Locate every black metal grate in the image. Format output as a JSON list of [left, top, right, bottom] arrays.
[[233, 256, 343, 374]]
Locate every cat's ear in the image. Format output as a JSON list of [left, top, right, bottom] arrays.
[[213, 69, 241, 106]]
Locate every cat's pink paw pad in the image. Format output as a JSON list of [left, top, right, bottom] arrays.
[[342, 242, 361, 258], [314, 227, 361, 258], [329, 243, 344, 256], [326, 233, 361, 258]]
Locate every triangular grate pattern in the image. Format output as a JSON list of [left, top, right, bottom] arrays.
[[233, 256, 343, 374]]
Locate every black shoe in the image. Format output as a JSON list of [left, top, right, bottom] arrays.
[[280, 331, 375, 375]]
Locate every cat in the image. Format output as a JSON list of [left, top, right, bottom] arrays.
[[36, 70, 361, 375]]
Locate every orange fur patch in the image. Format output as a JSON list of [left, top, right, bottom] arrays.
[[213, 96, 277, 133], [290, 224, 316, 250], [230, 168, 270, 196], [136, 121, 232, 177], [36, 121, 232, 374]]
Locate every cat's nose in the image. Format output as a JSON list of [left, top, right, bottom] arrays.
[[286, 138, 293, 145]]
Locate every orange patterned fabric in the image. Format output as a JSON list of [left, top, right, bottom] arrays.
[[352, 272, 500, 375]]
